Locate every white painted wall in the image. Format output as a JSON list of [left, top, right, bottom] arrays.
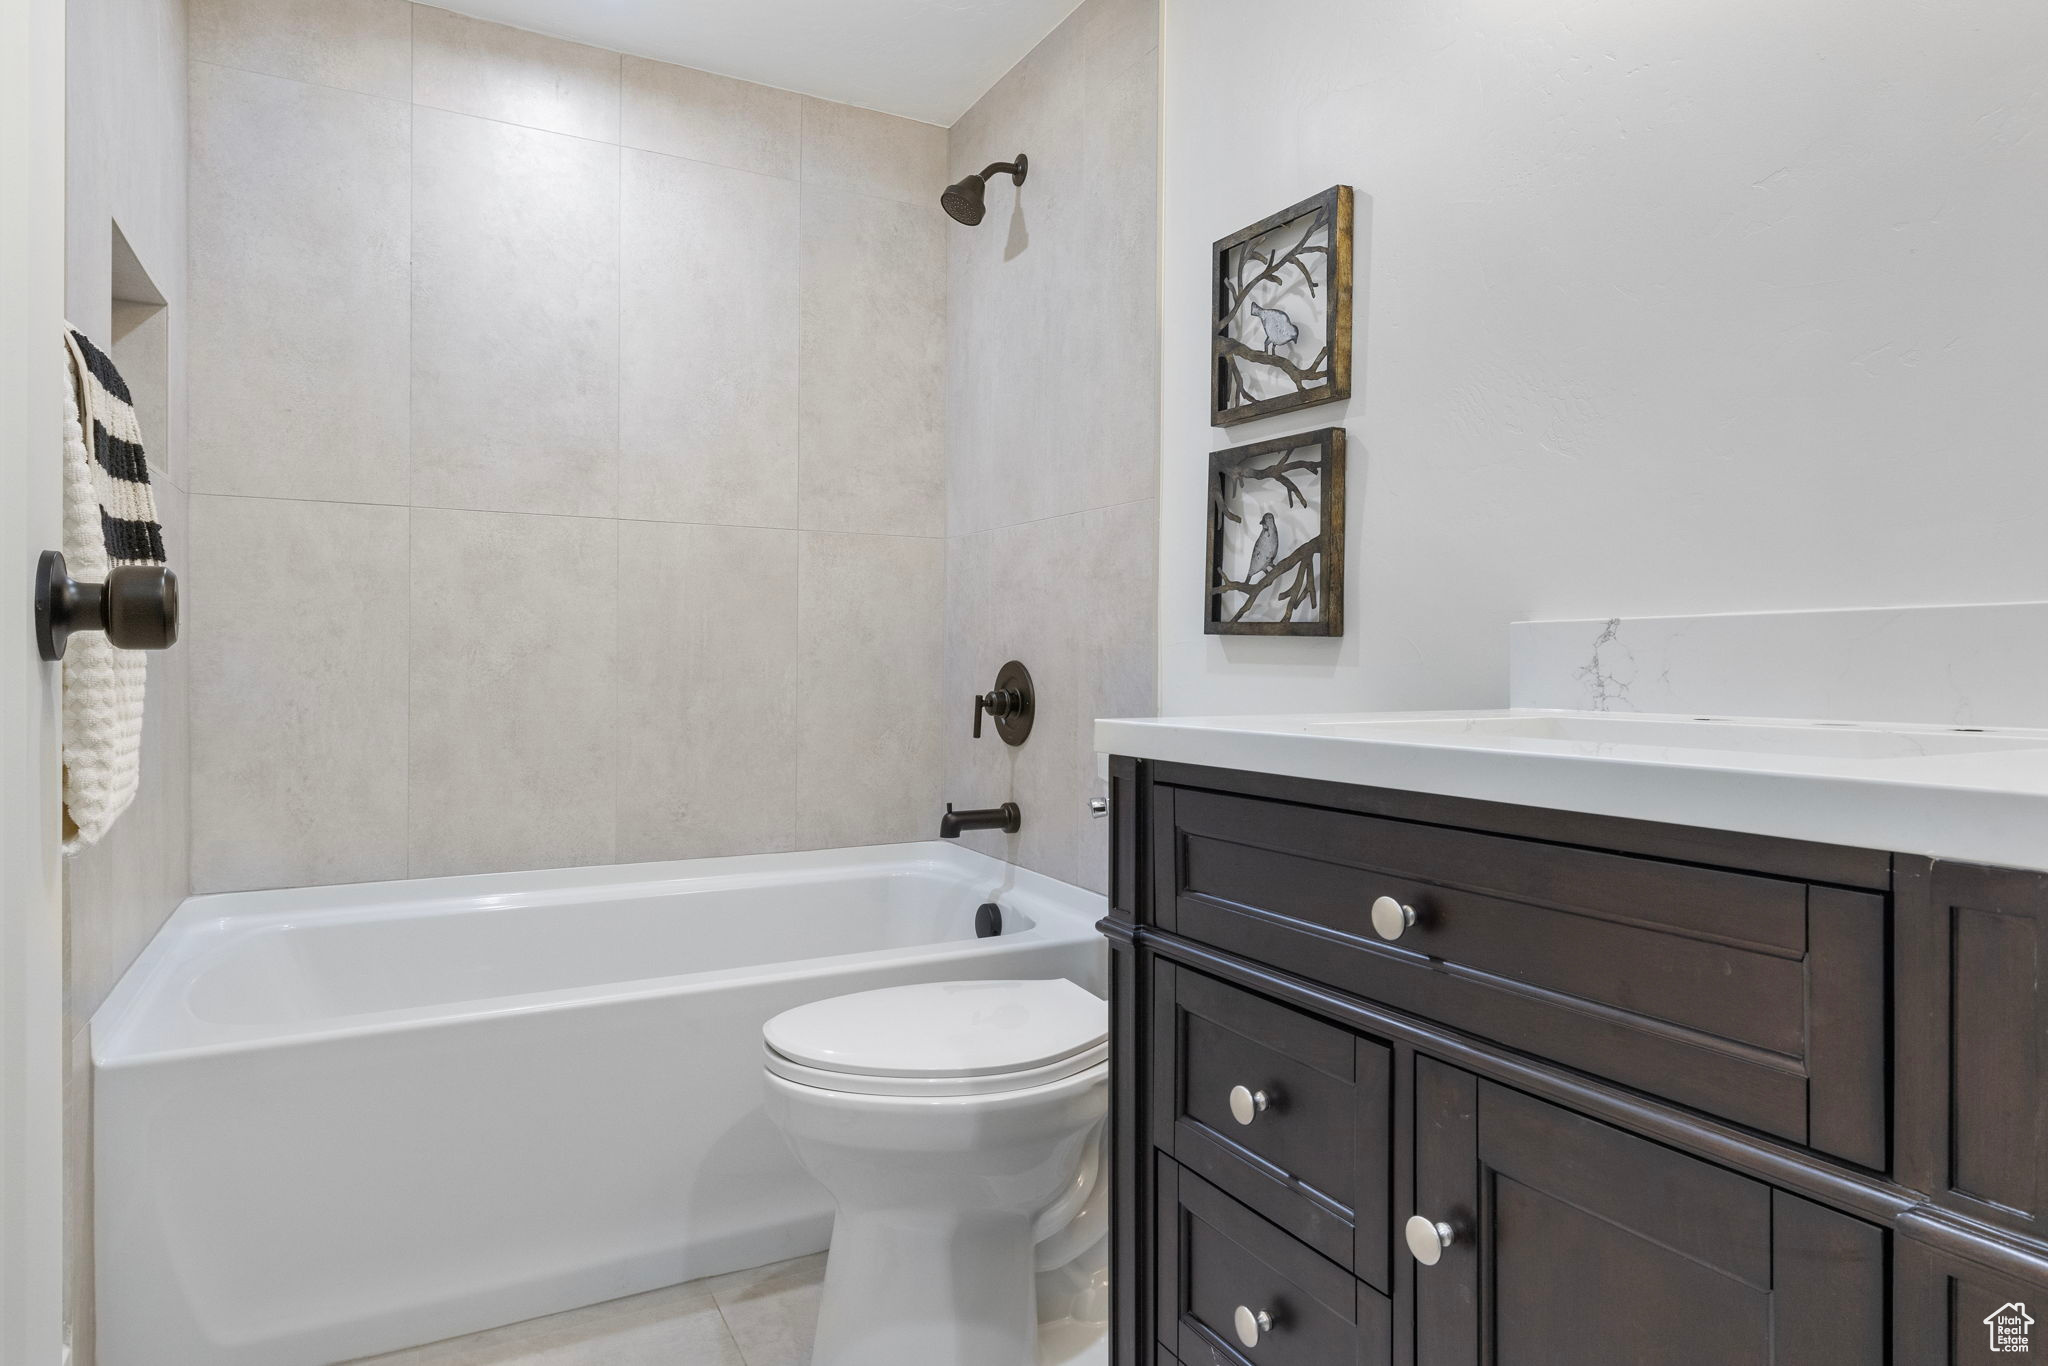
[[1159, 0, 2048, 716]]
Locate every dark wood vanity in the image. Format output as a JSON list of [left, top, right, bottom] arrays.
[[1101, 754, 2048, 1365]]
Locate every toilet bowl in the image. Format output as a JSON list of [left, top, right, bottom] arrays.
[[761, 979, 1110, 1366]]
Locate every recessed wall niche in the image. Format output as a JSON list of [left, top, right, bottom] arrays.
[[109, 222, 170, 483]]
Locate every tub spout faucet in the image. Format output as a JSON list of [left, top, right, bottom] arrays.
[[941, 802, 1022, 838]]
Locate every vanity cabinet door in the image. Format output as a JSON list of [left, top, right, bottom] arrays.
[[1898, 857, 2048, 1241], [1897, 1231, 2048, 1362], [1412, 1058, 1885, 1366]]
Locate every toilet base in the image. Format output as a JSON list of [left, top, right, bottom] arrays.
[[1036, 1255, 1110, 1366], [1036, 1315, 1109, 1366], [807, 1219, 1108, 1366], [809, 1220, 1107, 1366], [1035, 1239, 1109, 1327], [812, 1209, 1038, 1366]]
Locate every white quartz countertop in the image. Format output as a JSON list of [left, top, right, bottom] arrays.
[[1094, 709, 2048, 873]]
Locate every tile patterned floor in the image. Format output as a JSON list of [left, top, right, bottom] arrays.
[[346, 1253, 826, 1366]]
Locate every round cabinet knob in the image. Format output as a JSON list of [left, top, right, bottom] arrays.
[[1371, 895, 1417, 941], [1228, 1085, 1269, 1126], [1405, 1214, 1459, 1266], [1233, 1305, 1273, 1349]]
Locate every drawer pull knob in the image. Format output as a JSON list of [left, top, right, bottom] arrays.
[[1405, 1214, 1459, 1266], [1228, 1085, 1269, 1126], [1371, 895, 1417, 941], [1233, 1305, 1274, 1348]]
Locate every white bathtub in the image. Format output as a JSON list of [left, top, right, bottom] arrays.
[[92, 843, 1108, 1366]]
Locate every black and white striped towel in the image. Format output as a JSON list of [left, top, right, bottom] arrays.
[[61, 326, 164, 850]]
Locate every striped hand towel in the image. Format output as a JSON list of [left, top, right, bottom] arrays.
[[61, 327, 165, 850]]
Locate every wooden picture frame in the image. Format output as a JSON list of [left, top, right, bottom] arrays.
[[1211, 185, 1354, 428], [1205, 427, 1345, 636]]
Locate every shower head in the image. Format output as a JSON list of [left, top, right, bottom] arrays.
[[940, 178, 987, 226], [941, 154, 1028, 226]]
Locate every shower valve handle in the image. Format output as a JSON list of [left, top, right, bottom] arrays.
[[973, 687, 1021, 738], [969, 661, 1035, 746]]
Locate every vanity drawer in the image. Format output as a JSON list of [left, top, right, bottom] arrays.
[[1156, 784, 1887, 1166], [1152, 962, 1391, 1290], [1156, 1154, 1391, 1366]]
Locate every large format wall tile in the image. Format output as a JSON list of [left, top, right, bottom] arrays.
[[800, 98, 947, 207], [188, 63, 410, 504], [188, 496, 410, 893], [66, 12, 184, 1351], [943, 500, 1155, 891], [941, 525, 1014, 859], [188, 0, 409, 98], [796, 533, 944, 849], [1082, 0, 1160, 83], [1064, 498, 1158, 888], [409, 509, 619, 877], [1074, 24, 1160, 516], [184, 7, 969, 889], [798, 188, 946, 537], [617, 522, 799, 861], [943, 14, 1089, 536], [621, 57, 801, 179], [940, 0, 1160, 892], [411, 6, 621, 142], [66, 484, 191, 1018], [620, 151, 799, 527], [411, 107, 620, 517]]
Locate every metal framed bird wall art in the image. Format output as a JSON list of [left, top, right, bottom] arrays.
[[1205, 427, 1345, 636], [1211, 185, 1354, 427]]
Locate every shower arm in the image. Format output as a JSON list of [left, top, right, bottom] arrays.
[[979, 156, 1028, 186]]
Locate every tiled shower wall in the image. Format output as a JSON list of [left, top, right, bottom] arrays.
[[185, 1, 949, 892], [64, 2, 190, 1357], [66, 0, 190, 1033], [942, 0, 1159, 893]]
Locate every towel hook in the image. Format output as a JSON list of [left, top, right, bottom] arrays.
[[35, 550, 178, 662]]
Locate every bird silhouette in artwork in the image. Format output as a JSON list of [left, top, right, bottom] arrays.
[[1246, 512, 1279, 583], [1247, 302, 1299, 354]]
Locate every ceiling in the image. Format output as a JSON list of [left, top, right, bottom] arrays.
[[433, 0, 1088, 127]]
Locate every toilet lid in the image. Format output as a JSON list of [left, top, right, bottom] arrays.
[[763, 1041, 1107, 1098], [763, 979, 1107, 1079]]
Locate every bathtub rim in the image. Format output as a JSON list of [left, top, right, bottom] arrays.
[[93, 842, 1107, 1070]]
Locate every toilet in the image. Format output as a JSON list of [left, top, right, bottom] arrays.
[[762, 978, 1110, 1366]]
